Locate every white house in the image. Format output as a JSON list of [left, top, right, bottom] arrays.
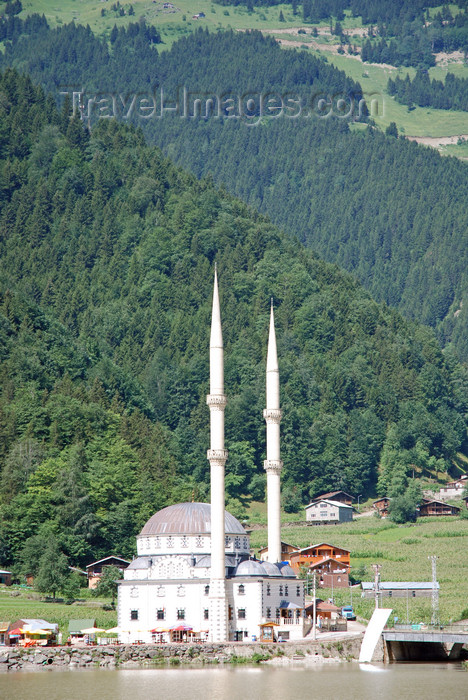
[[305, 499, 353, 524]]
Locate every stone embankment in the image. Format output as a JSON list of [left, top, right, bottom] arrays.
[[0, 637, 365, 671]]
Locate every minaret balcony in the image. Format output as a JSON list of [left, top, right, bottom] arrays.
[[207, 448, 229, 463], [263, 409, 282, 424], [263, 459, 283, 473], [207, 394, 227, 409]]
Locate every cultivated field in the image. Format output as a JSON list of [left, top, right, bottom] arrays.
[[250, 515, 468, 624]]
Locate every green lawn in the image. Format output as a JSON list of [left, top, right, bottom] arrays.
[[0, 588, 117, 637], [250, 515, 468, 623]]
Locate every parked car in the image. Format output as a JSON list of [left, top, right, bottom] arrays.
[[341, 605, 356, 620]]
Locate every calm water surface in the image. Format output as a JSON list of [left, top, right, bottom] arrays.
[[0, 664, 466, 700]]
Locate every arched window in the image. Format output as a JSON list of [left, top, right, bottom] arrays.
[[238, 584, 245, 595]]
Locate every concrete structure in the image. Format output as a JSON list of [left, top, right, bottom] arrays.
[[305, 499, 353, 524], [383, 627, 468, 661], [436, 475, 467, 501], [117, 272, 307, 643], [263, 302, 283, 565]]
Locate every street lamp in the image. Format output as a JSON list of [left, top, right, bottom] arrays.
[[357, 494, 362, 513]]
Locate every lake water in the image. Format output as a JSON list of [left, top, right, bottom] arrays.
[[0, 663, 467, 700]]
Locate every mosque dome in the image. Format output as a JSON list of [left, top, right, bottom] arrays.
[[234, 560, 271, 577], [261, 561, 283, 576], [139, 502, 246, 537], [278, 563, 296, 578]]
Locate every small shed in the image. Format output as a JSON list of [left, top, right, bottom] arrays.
[[361, 581, 439, 599], [0, 622, 11, 646], [68, 619, 96, 643], [418, 500, 460, 517], [0, 569, 12, 586], [373, 497, 391, 518]]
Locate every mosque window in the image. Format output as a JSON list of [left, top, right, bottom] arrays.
[[130, 587, 138, 598], [155, 537, 161, 549], [204, 585, 210, 595], [234, 537, 241, 549], [225, 536, 231, 547], [145, 538, 150, 549], [238, 609, 246, 619], [157, 586, 165, 597], [204, 609, 209, 620], [243, 538, 248, 549], [279, 585, 283, 596], [157, 609, 165, 620], [177, 609, 185, 620], [284, 585, 288, 596], [195, 536, 203, 548], [167, 537, 174, 548], [181, 536, 188, 548], [296, 585, 301, 597], [276, 608, 280, 618], [238, 584, 245, 595], [130, 610, 139, 620], [266, 584, 271, 596], [266, 607, 271, 619], [177, 585, 186, 597]]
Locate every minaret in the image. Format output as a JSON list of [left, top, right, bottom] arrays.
[[263, 301, 283, 564], [207, 266, 228, 642]]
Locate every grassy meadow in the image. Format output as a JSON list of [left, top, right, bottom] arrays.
[[0, 587, 117, 637], [249, 514, 468, 624]]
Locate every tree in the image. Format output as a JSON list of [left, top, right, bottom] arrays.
[[388, 481, 422, 524], [385, 122, 398, 138], [92, 565, 123, 605], [35, 538, 70, 599]]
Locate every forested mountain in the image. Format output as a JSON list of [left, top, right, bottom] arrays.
[[0, 70, 467, 570], [0, 20, 467, 361], [388, 71, 468, 112]]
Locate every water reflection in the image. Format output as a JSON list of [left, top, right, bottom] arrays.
[[0, 663, 466, 700]]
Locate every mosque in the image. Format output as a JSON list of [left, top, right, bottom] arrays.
[[117, 271, 310, 643]]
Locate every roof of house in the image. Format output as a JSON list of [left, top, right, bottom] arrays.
[[305, 499, 352, 510], [373, 497, 390, 504], [0, 621, 11, 633], [258, 541, 299, 553], [86, 556, 131, 570], [316, 601, 341, 612], [312, 491, 354, 501], [294, 543, 351, 555], [361, 581, 439, 590], [68, 619, 96, 634], [0, 569, 11, 575], [419, 500, 460, 509]]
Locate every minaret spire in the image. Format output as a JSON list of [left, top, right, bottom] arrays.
[[264, 301, 283, 564], [207, 266, 228, 642]]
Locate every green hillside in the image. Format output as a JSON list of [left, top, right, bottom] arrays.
[[1, 70, 467, 574]]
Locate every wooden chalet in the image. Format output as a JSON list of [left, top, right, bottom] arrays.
[[258, 541, 299, 563], [418, 500, 460, 517], [308, 557, 349, 588], [0, 569, 12, 586], [86, 556, 130, 589], [305, 499, 353, 524], [373, 497, 391, 518], [289, 543, 350, 574], [310, 491, 354, 507]]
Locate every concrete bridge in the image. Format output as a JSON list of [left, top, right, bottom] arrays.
[[383, 625, 468, 661]]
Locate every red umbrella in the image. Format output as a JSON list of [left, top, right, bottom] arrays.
[[9, 628, 24, 636]]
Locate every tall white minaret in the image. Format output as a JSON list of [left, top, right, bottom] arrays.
[[207, 266, 228, 642], [263, 301, 283, 564]]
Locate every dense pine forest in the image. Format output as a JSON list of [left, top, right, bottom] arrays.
[[1, 70, 467, 573], [0, 20, 467, 362], [388, 71, 468, 112]]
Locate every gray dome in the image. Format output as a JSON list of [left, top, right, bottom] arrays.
[[140, 502, 246, 536], [261, 561, 283, 576], [234, 560, 268, 577], [278, 563, 296, 578]]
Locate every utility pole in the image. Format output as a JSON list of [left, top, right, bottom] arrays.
[[429, 555, 439, 626], [357, 495, 362, 513], [371, 564, 381, 610], [312, 572, 317, 640]]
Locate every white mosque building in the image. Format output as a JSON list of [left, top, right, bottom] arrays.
[[117, 270, 310, 643]]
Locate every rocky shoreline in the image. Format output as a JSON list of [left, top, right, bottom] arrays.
[[0, 636, 367, 671]]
